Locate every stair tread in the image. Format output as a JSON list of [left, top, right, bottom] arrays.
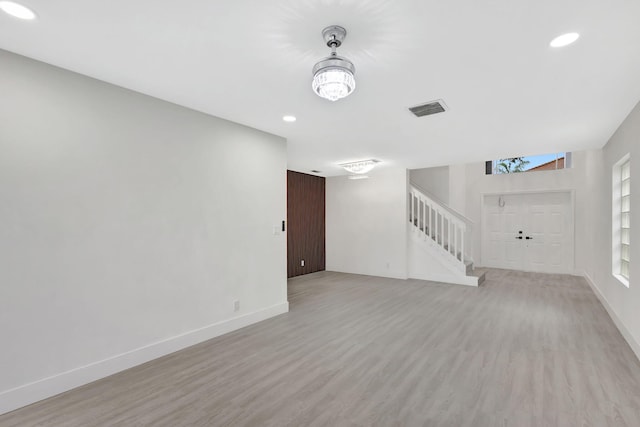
[[468, 268, 488, 278], [468, 268, 487, 286]]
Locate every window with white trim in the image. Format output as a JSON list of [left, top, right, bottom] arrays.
[[484, 152, 571, 174], [613, 154, 631, 286]]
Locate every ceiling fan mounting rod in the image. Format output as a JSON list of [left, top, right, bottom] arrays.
[[322, 25, 347, 49]]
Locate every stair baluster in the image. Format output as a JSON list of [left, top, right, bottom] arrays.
[[408, 186, 474, 271]]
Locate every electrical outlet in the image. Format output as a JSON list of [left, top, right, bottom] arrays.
[[233, 300, 240, 312], [301, 260, 305, 267]]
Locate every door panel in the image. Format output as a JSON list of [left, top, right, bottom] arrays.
[[482, 195, 524, 270], [525, 203, 546, 271], [504, 205, 523, 269], [482, 192, 573, 274], [287, 171, 325, 278], [486, 212, 505, 267], [539, 197, 570, 273]]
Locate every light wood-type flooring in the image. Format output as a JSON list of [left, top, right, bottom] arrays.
[[2, 270, 640, 426]]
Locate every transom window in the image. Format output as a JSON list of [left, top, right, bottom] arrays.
[[485, 152, 570, 175]]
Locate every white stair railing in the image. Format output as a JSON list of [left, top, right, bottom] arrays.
[[409, 185, 474, 269]]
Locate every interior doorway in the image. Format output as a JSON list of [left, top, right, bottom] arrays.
[[481, 191, 574, 274]]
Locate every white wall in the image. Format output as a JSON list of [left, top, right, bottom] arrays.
[[584, 101, 640, 359], [326, 168, 409, 279], [409, 166, 449, 204], [448, 164, 467, 213], [0, 50, 288, 413]]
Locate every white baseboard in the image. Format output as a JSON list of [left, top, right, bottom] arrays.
[[583, 273, 640, 362], [0, 301, 289, 416]]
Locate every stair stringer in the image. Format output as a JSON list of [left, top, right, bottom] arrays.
[[408, 232, 479, 287]]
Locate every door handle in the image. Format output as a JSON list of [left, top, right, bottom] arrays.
[[525, 236, 533, 240], [515, 236, 523, 239]]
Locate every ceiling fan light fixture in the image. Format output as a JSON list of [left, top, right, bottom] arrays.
[[312, 25, 356, 102]]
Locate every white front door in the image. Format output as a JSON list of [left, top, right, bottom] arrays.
[[485, 197, 523, 270], [481, 192, 573, 274]]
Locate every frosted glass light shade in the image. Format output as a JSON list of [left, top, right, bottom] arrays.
[[340, 159, 379, 174], [312, 68, 356, 102]]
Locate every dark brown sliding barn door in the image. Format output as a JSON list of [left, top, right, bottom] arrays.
[[287, 171, 325, 278]]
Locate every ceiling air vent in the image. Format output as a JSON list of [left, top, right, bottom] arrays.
[[409, 99, 447, 117]]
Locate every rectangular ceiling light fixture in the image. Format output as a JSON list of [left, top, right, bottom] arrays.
[[339, 159, 380, 174]]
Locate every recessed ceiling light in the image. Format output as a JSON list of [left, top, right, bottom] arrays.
[[0, 1, 37, 20], [550, 33, 579, 48], [282, 115, 296, 123], [348, 175, 369, 180]]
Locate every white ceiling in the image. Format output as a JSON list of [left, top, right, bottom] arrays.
[[2, 0, 640, 176]]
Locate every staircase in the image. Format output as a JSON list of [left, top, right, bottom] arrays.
[[408, 185, 486, 286]]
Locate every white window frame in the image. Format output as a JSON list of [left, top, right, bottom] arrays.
[[612, 153, 631, 287]]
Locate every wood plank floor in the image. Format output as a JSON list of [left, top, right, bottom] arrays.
[[2, 270, 640, 426]]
